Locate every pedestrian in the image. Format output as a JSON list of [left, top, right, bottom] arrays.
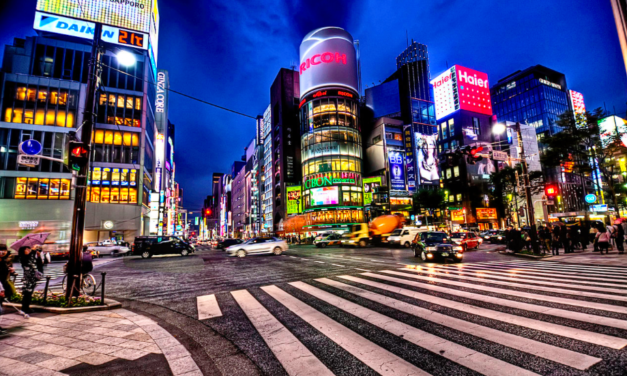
[[0, 245, 17, 299], [596, 227, 611, 255], [591, 224, 599, 252], [581, 221, 590, 249], [551, 225, 561, 256], [616, 221, 625, 254], [18, 246, 41, 314], [561, 225, 571, 254], [82, 246, 94, 274], [0, 281, 7, 335], [571, 224, 581, 251]]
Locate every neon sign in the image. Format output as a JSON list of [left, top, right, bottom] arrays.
[[304, 172, 360, 189], [300, 53, 347, 74]]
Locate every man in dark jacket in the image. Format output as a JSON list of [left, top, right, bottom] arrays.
[[0, 245, 16, 298]]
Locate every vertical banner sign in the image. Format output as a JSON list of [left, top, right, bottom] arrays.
[[389, 151, 406, 191], [363, 176, 382, 205], [286, 186, 302, 214], [403, 125, 417, 191], [154, 134, 165, 191]]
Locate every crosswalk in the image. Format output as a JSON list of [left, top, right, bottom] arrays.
[[199, 260, 627, 375], [10, 258, 119, 290]]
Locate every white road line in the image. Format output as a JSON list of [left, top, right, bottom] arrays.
[[487, 261, 627, 275], [395, 267, 627, 302], [290, 256, 298, 258], [314, 261, 325, 264], [355, 268, 370, 272], [318, 278, 601, 370], [366, 270, 627, 315], [260, 285, 428, 376], [411, 264, 627, 293], [231, 290, 333, 376], [196, 294, 223, 320], [331, 264, 345, 267], [472, 263, 627, 282], [290, 281, 539, 376], [431, 264, 627, 288], [343, 274, 627, 350]]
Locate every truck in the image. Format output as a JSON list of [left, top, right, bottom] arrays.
[[340, 214, 406, 248]]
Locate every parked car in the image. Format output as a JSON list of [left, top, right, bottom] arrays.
[[217, 238, 243, 250], [412, 231, 464, 263], [132, 236, 195, 259], [226, 237, 288, 258], [450, 232, 482, 251], [314, 234, 342, 248], [388, 227, 427, 248], [86, 241, 131, 257], [486, 230, 507, 244]]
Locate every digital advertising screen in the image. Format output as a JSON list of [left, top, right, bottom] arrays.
[[599, 116, 627, 148], [286, 186, 302, 214], [430, 67, 457, 120], [430, 65, 492, 119], [310, 187, 339, 206], [363, 177, 382, 205], [388, 151, 406, 191], [37, 0, 153, 33], [414, 133, 439, 184]]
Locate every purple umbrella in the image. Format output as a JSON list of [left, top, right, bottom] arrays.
[[10, 232, 50, 251]]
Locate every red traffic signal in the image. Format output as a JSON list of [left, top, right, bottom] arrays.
[[467, 145, 484, 164], [68, 141, 89, 170], [545, 184, 558, 200], [205, 208, 212, 216], [470, 146, 484, 156]]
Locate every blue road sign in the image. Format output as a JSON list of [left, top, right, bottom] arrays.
[[19, 140, 42, 155]]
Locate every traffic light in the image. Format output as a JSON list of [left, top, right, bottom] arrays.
[[545, 184, 558, 201], [467, 146, 484, 165], [205, 208, 212, 216], [68, 141, 89, 171]]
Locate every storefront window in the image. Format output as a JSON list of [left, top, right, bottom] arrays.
[[14, 177, 70, 200]]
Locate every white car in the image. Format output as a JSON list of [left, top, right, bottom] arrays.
[[227, 237, 288, 258], [86, 241, 131, 257], [388, 227, 428, 248]]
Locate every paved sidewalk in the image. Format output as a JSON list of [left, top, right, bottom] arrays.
[[0, 308, 201, 376], [547, 245, 627, 266]]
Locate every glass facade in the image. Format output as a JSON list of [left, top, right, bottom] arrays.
[[2, 82, 78, 127], [0, 128, 69, 172], [300, 92, 364, 225], [97, 93, 142, 127], [14, 177, 70, 200], [92, 130, 140, 164]]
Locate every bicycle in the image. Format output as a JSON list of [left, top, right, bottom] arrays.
[[61, 273, 97, 296]]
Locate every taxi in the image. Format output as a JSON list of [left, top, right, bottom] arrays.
[[450, 232, 482, 251]]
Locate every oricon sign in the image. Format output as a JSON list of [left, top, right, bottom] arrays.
[[430, 65, 492, 119], [299, 52, 347, 74]]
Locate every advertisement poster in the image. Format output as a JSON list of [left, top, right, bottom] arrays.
[[403, 125, 416, 191], [415, 133, 439, 184], [310, 187, 339, 206], [388, 151, 405, 191], [363, 177, 382, 205], [286, 186, 302, 214], [476, 208, 497, 220], [451, 209, 464, 222]]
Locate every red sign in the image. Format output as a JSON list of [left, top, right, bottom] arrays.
[[300, 52, 347, 74], [476, 208, 497, 220], [456, 65, 492, 116]]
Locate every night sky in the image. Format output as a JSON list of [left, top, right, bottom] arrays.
[[1, 0, 626, 212]]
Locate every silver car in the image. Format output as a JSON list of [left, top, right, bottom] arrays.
[[86, 241, 131, 257], [227, 237, 288, 258]]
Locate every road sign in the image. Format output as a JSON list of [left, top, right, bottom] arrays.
[[17, 154, 40, 167], [584, 194, 597, 204], [591, 204, 608, 212], [491, 150, 508, 161], [18, 140, 42, 155]]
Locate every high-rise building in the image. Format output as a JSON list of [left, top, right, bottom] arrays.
[[270, 68, 301, 231], [299, 27, 365, 231], [611, 0, 627, 76], [231, 161, 246, 236], [490, 65, 571, 137], [244, 137, 260, 237], [261, 105, 273, 232]]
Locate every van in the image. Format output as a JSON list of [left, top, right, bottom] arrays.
[[388, 227, 428, 248]]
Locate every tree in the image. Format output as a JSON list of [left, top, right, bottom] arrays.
[[490, 165, 543, 224], [412, 188, 446, 222]]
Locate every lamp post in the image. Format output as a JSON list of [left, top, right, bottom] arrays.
[[66, 24, 137, 299], [493, 122, 540, 254]]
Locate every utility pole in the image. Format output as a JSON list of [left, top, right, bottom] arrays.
[[516, 122, 540, 254], [67, 23, 102, 299]]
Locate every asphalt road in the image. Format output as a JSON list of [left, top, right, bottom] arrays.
[[86, 243, 627, 375]]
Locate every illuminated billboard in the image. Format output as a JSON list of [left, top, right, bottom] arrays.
[[363, 177, 382, 205], [569, 90, 586, 128], [430, 65, 492, 119], [286, 186, 302, 214], [415, 133, 439, 184], [310, 187, 339, 206], [599, 116, 627, 148], [37, 0, 153, 33], [299, 27, 358, 97], [389, 151, 405, 190]]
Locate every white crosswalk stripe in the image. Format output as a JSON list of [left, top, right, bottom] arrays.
[[210, 260, 627, 375]]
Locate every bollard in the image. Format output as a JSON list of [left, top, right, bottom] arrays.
[[100, 272, 107, 305], [42, 276, 52, 306]]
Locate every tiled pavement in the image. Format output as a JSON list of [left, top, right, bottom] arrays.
[[0, 308, 201, 375]]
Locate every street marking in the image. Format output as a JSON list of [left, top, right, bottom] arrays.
[[346, 274, 627, 350], [473, 263, 627, 282], [354, 268, 370, 272], [231, 290, 333, 376], [487, 261, 627, 275], [374, 270, 627, 314], [395, 267, 627, 302], [197, 294, 222, 320], [412, 264, 627, 293], [319, 278, 601, 370], [331, 264, 345, 267], [314, 261, 325, 264], [261, 285, 428, 376], [432, 263, 627, 288], [290, 281, 539, 376], [290, 256, 298, 258]]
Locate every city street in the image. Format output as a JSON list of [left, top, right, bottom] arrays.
[[74, 243, 627, 375]]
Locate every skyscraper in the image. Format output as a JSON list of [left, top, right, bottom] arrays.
[[611, 0, 627, 76]]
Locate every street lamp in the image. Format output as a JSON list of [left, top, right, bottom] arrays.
[[492, 122, 507, 135], [116, 50, 136, 67]]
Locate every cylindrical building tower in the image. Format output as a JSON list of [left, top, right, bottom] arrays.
[[299, 27, 364, 230]]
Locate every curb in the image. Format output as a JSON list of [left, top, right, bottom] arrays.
[[498, 250, 551, 259], [2, 299, 122, 313]]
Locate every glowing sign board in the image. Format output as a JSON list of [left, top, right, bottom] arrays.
[[37, 0, 153, 33], [476, 208, 497, 220], [363, 176, 382, 206], [310, 187, 339, 206], [599, 116, 627, 148], [430, 65, 492, 119], [286, 186, 302, 214]]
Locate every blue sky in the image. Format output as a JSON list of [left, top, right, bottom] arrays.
[[1, 0, 625, 210]]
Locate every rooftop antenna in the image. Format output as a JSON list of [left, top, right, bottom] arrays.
[[290, 60, 297, 71]]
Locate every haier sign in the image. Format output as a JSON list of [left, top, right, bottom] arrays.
[[430, 65, 492, 119], [34, 12, 148, 50]]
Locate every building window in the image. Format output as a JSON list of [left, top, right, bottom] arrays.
[[448, 195, 454, 202], [88, 185, 138, 204], [393, 133, 402, 141], [92, 130, 140, 163], [453, 166, 460, 177], [441, 122, 447, 140], [15, 177, 70, 200], [97, 93, 142, 127], [373, 135, 382, 144], [446, 168, 452, 179], [448, 119, 455, 137], [456, 194, 462, 202], [2, 82, 78, 128], [472, 117, 481, 136]]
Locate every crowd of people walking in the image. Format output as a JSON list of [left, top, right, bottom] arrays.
[[505, 220, 627, 256]]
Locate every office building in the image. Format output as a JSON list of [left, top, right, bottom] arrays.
[[261, 105, 273, 232], [611, 0, 627, 76], [244, 137, 261, 237], [231, 161, 246, 236]]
